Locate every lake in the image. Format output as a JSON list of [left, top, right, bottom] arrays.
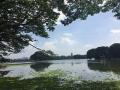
[[1, 59, 120, 81]]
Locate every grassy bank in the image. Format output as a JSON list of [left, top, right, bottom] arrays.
[[0, 77, 120, 90], [0, 70, 120, 90]]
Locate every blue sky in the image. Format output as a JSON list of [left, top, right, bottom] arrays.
[[9, 11, 120, 59]]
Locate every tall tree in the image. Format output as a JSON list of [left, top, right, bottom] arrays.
[[0, 0, 120, 55], [87, 49, 96, 59], [87, 43, 120, 59], [30, 50, 54, 61], [109, 43, 120, 59], [95, 47, 109, 59], [0, 0, 60, 55]]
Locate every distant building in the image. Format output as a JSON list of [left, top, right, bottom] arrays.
[[71, 53, 73, 57]]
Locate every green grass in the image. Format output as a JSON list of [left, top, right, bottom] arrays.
[[0, 70, 120, 90], [0, 77, 120, 90]]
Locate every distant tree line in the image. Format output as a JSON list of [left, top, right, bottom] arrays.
[[87, 43, 120, 60], [30, 50, 86, 61]]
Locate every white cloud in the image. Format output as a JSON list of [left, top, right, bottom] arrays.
[[107, 29, 120, 43], [61, 33, 75, 45], [42, 42, 56, 50], [60, 37, 75, 45], [93, 29, 120, 47], [110, 29, 120, 34]]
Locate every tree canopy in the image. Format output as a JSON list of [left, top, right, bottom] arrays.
[[87, 43, 120, 59], [0, 0, 120, 55], [109, 43, 120, 59], [30, 50, 56, 60]]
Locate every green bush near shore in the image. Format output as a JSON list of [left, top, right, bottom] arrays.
[[0, 77, 120, 90]]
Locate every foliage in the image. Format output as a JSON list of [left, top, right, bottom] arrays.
[[38, 70, 66, 78], [87, 49, 97, 59], [30, 50, 87, 61], [109, 43, 120, 59], [74, 54, 86, 59], [0, 55, 10, 63], [1, 0, 120, 55], [30, 50, 55, 60], [0, 77, 120, 90], [87, 43, 120, 59], [0, 0, 59, 55]]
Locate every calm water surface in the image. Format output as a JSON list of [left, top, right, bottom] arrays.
[[1, 59, 120, 81]]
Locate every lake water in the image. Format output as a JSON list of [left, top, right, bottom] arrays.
[[1, 59, 120, 81]]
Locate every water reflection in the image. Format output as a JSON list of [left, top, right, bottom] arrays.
[[1, 59, 120, 81], [0, 71, 9, 76], [30, 62, 51, 71], [88, 60, 120, 74], [2, 64, 35, 78], [0, 65, 9, 76]]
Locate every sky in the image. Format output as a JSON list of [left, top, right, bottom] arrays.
[[8, 11, 120, 59]]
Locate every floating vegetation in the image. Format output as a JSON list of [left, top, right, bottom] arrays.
[[0, 70, 120, 90], [0, 76, 120, 90], [34, 70, 67, 78], [1, 60, 120, 90]]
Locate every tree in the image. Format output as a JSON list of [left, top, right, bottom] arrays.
[[1, 0, 120, 55], [95, 47, 109, 59], [30, 51, 51, 61], [87, 47, 109, 59], [87, 49, 96, 59], [73, 54, 86, 59], [46, 50, 56, 56], [0, 0, 60, 55], [87, 43, 120, 59], [30, 50, 57, 61], [109, 43, 120, 59]]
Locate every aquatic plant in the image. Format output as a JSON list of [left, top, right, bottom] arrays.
[[0, 76, 120, 90]]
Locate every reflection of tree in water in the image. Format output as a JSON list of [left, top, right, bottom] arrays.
[[0, 71, 9, 77], [88, 60, 120, 74], [0, 65, 9, 77], [30, 62, 51, 71]]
